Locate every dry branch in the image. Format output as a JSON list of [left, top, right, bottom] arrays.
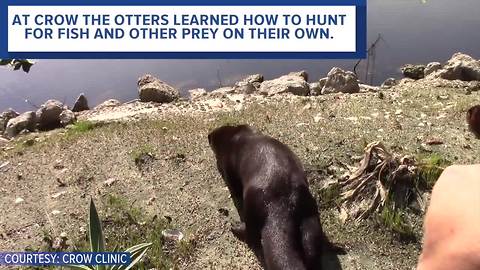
[[337, 142, 423, 223]]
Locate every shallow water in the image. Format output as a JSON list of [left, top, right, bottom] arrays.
[[1, 0, 479, 112]]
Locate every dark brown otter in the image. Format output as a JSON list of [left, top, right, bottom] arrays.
[[467, 105, 480, 138], [208, 124, 336, 270]]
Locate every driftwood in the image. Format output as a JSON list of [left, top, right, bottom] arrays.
[[338, 142, 424, 223]]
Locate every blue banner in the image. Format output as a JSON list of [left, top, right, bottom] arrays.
[[0, 252, 132, 266], [0, 0, 367, 59]]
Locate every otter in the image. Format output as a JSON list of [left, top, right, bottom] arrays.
[[208, 124, 335, 270], [467, 105, 480, 138]]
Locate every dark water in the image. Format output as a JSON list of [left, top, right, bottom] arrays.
[[1, 0, 479, 112]]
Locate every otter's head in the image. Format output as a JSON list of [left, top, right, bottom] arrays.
[[208, 124, 254, 156], [467, 105, 480, 138]]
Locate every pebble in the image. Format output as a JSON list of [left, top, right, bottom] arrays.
[[103, 178, 117, 186], [51, 191, 67, 199], [15, 197, 24, 204]]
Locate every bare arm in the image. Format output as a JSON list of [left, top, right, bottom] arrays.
[[417, 165, 480, 270]]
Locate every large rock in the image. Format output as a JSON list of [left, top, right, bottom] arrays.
[[259, 72, 310, 96], [138, 74, 179, 103], [310, 78, 327, 96], [233, 81, 257, 94], [240, 74, 264, 85], [72, 93, 89, 112], [94, 99, 122, 110], [435, 53, 480, 81], [188, 88, 207, 101], [424, 62, 442, 77], [0, 109, 19, 134], [59, 110, 76, 127], [321, 67, 360, 94], [401, 64, 426, 80], [288, 70, 309, 81], [5, 111, 36, 138], [36, 99, 64, 130], [381, 78, 398, 89], [208, 87, 235, 98], [309, 82, 322, 96]]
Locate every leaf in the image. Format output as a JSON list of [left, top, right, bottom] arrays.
[[89, 199, 106, 252], [21, 62, 34, 73], [0, 59, 12, 66], [111, 243, 152, 270], [89, 198, 106, 270]]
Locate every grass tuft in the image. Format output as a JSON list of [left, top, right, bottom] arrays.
[[378, 204, 415, 241], [317, 182, 341, 208], [416, 153, 451, 190], [69, 121, 97, 133]]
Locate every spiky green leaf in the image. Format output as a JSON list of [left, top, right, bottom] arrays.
[[89, 199, 106, 270], [110, 243, 152, 270]]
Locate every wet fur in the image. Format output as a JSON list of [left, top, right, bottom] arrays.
[[467, 105, 480, 138], [208, 125, 333, 270]]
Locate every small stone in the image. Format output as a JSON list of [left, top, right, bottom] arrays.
[[94, 99, 122, 110], [103, 178, 117, 186], [51, 191, 67, 199], [424, 62, 442, 77], [314, 114, 323, 123], [0, 161, 10, 170], [147, 197, 156, 205], [188, 88, 207, 100], [0, 137, 9, 147], [381, 78, 397, 89], [15, 197, 24, 204], [59, 110, 76, 127], [52, 233, 68, 250]]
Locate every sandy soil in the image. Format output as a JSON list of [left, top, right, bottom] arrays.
[[1, 77, 479, 269]]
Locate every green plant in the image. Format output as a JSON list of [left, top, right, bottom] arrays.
[[67, 199, 152, 270], [317, 182, 341, 208], [416, 153, 451, 189], [378, 204, 415, 240], [69, 121, 97, 133], [102, 194, 194, 269], [129, 145, 154, 161]]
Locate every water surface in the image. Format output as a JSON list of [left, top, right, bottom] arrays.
[[1, 0, 479, 111]]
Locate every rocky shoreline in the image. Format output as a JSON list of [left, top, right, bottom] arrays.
[[1, 52, 479, 144]]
